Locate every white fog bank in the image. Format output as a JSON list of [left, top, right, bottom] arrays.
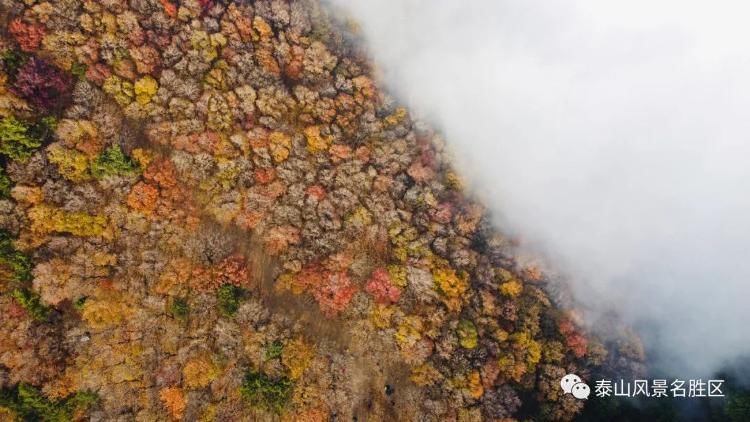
[[328, 0, 750, 376]]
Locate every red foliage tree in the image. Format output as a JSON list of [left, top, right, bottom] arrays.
[[365, 267, 401, 304], [159, 0, 177, 18], [198, 0, 215, 11], [254, 167, 276, 185], [558, 318, 588, 358], [12, 56, 72, 113], [311, 272, 357, 317], [8, 19, 45, 52], [216, 255, 251, 288]]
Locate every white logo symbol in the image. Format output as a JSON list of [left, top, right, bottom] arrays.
[[572, 381, 591, 399], [561, 373, 590, 399], [560, 373, 582, 394]]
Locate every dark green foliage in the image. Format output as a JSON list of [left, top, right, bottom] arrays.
[[64, 390, 97, 412], [0, 167, 12, 199], [70, 62, 87, 80], [0, 116, 41, 161], [576, 395, 678, 422], [1, 48, 28, 80], [265, 341, 284, 360], [239, 371, 292, 414], [0, 116, 55, 162], [90, 145, 139, 179], [0, 383, 97, 422], [74, 296, 87, 311], [11, 288, 49, 321], [217, 284, 247, 317], [170, 297, 189, 320], [26, 116, 57, 144], [715, 374, 750, 422], [0, 230, 32, 283], [726, 391, 750, 422], [470, 230, 490, 255]]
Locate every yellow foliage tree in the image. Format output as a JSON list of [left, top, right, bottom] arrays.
[[275, 272, 307, 295], [387, 265, 407, 288], [269, 132, 291, 163], [432, 267, 468, 311], [510, 332, 542, 366], [499, 279, 523, 298], [103, 75, 134, 106], [304, 126, 331, 153], [134, 76, 158, 105], [395, 316, 423, 351], [47, 144, 91, 182], [183, 355, 220, 389], [282, 338, 314, 380], [409, 363, 442, 387], [497, 355, 526, 383], [369, 304, 394, 329], [0, 407, 18, 421], [384, 107, 407, 127], [81, 288, 133, 330], [468, 371, 484, 399], [28, 205, 109, 237]]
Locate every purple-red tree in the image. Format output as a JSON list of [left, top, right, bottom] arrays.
[[12, 56, 72, 113]]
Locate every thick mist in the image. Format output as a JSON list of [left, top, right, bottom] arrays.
[[328, 0, 750, 377]]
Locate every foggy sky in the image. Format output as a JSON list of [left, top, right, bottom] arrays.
[[328, 0, 750, 377]]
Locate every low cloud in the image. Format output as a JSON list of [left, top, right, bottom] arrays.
[[328, 0, 750, 376]]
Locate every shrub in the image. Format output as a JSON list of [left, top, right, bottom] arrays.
[[0, 383, 97, 422], [11, 288, 50, 321], [0, 230, 32, 283], [216, 284, 247, 316], [0, 116, 42, 161], [0, 167, 11, 198], [170, 297, 189, 320], [239, 370, 292, 413], [264, 341, 283, 360], [27, 116, 57, 141], [70, 62, 87, 80], [457, 319, 478, 349], [1, 48, 28, 79], [74, 296, 87, 311], [90, 145, 139, 179]]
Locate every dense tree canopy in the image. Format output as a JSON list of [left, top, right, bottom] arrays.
[[0, 0, 650, 420]]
